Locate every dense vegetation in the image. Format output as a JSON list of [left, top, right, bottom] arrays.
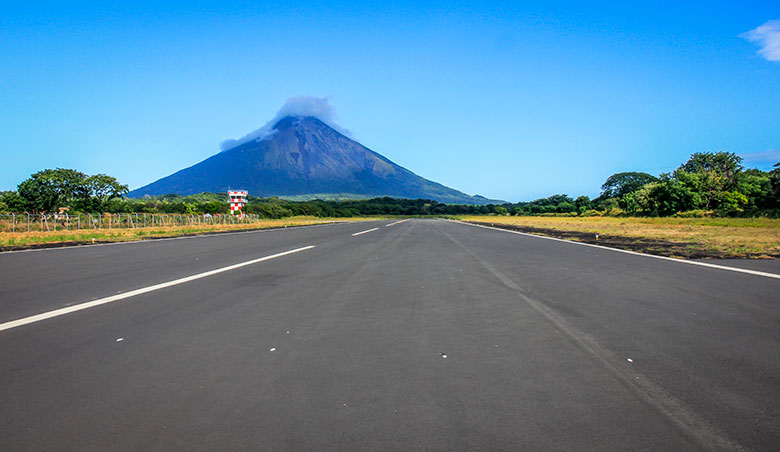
[[2, 152, 778, 218], [1, 169, 128, 214]]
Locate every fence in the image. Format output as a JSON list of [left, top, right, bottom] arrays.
[[0, 213, 264, 233]]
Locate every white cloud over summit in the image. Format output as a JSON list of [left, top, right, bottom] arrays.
[[220, 96, 349, 151], [741, 20, 780, 62]]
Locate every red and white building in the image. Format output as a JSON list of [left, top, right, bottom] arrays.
[[228, 190, 248, 216]]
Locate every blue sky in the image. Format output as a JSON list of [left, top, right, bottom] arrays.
[[1, 1, 779, 202]]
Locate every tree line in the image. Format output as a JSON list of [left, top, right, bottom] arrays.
[[0, 169, 128, 214], [2, 152, 778, 217]]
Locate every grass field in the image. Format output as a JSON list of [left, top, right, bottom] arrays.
[[458, 215, 780, 258], [0, 217, 376, 250], [5, 214, 778, 258]]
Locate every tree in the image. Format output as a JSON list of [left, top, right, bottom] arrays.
[[620, 192, 640, 214], [680, 152, 743, 177], [771, 163, 780, 200], [0, 191, 25, 212], [735, 169, 773, 209], [86, 174, 129, 212], [600, 172, 658, 199], [597, 197, 620, 212], [631, 182, 659, 214], [717, 191, 748, 214], [644, 174, 702, 216], [676, 152, 744, 209], [201, 200, 226, 214], [17, 168, 88, 213], [574, 196, 592, 214], [556, 201, 576, 213]]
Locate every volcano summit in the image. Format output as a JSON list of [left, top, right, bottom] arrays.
[[128, 115, 499, 204]]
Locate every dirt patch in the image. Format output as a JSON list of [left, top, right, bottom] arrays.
[[466, 221, 780, 259]]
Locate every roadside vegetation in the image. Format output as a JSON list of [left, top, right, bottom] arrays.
[[1, 151, 778, 255], [458, 215, 780, 259], [0, 217, 373, 250], [2, 152, 779, 219]]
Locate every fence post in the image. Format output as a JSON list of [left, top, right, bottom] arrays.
[[11, 213, 15, 232]]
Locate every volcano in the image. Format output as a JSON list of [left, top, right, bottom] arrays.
[[128, 116, 500, 204]]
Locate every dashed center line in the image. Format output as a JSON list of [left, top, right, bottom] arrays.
[[351, 227, 379, 236], [0, 245, 316, 333], [385, 219, 409, 227]]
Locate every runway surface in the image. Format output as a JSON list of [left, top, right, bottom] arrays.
[[1, 219, 778, 451]]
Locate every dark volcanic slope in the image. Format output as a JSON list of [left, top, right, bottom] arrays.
[[129, 116, 500, 204]]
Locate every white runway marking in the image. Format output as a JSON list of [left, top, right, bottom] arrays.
[[451, 220, 780, 280], [385, 219, 409, 227], [0, 245, 316, 333], [352, 228, 379, 236]]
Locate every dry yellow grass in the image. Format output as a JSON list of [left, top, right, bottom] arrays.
[[459, 215, 780, 258], [0, 216, 377, 249]]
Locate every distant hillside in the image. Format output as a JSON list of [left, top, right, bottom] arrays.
[[128, 116, 502, 205]]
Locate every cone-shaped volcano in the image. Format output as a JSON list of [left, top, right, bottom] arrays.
[[128, 116, 499, 204]]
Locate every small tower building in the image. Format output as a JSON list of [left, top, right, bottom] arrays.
[[228, 190, 248, 216]]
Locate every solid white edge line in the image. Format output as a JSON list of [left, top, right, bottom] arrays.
[[0, 245, 316, 333], [0, 222, 347, 255], [352, 227, 380, 236], [448, 219, 780, 280]]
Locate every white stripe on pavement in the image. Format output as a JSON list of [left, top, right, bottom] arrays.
[[451, 220, 780, 280], [385, 220, 409, 227], [0, 245, 316, 333], [352, 228, 379, 236]]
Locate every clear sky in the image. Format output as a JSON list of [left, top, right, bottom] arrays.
[[1, 1, 779, 202]]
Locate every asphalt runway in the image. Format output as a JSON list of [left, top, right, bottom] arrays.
[[0, 219, 778, 451]]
